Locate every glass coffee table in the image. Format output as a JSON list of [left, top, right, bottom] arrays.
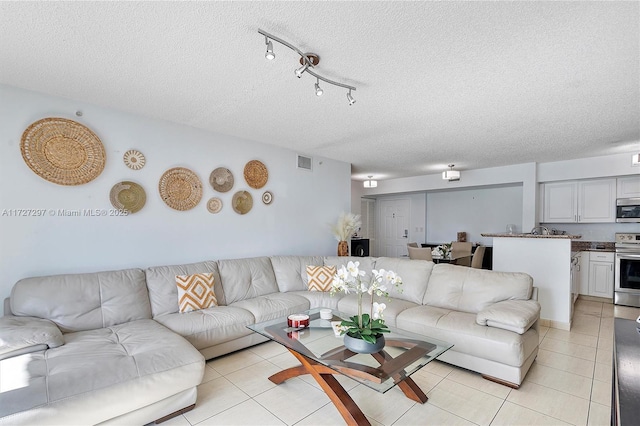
[[247, 308, 452, 425]]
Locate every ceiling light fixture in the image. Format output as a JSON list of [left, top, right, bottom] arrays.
[[258, 29, 357, 105], [265, 37, 275, 60], [363, 176, 377, 188], [442, 164, 461, 181]]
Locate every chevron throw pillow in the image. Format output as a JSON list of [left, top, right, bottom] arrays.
[[176, 273, 218, 313], [306, 265, 336, 292]]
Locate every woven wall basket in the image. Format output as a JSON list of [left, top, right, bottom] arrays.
[[232, 190, 253, 215], [20, 117, 106, 185], [110, 181, 146, 213], [158, 167, 203, 211], [243, 160, 268, 189], [209, 167, 234, 192]]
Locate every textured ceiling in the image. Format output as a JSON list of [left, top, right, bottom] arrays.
[[1, 1, 638, 181]]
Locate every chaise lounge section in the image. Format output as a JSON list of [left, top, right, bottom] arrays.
[[1, 255, 540, 424]]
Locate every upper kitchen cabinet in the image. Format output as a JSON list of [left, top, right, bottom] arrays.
[[542, 179, 616, 223], [617, 176, 640, 198]]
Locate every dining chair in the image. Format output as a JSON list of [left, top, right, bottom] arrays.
[[471, 245, 486, 269], [407, 242, 419, 248], [408, 246, 433, 261], [451, 241, 473, 266]]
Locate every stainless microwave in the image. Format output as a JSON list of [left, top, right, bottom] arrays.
[[617, 198, 640, 222]]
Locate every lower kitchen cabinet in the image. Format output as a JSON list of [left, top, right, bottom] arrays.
[[588, 252, 614, 299], [578, 251, 614, 299]]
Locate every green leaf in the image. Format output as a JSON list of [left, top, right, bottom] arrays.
[[361, 334, 376, 344]]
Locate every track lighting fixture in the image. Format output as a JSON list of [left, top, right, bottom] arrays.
[[347, 89, 356, 106], [295, 63, 308, 78], [265, 37, 275, 60], [442, 164, 461, 181], [258, 29, 357, 105]]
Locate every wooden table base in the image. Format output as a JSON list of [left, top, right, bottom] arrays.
[[269, 349, 428, 426]]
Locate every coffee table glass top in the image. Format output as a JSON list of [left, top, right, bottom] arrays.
[[247, 308, 452, 393]]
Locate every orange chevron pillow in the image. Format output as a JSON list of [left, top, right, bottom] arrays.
[[176, 273, 218, 313], [306, 265, 336, 292]]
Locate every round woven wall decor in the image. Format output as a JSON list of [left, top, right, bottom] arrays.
[[158, 167, 203, 211], [20, 117, 106, 185], [123, 149, 146, 170], [109, 181, 146, 213], [232, 190, 253, 215], [209, 167, 234, 192], [207, 197, 223, 214], [243, 160, 268, 189]]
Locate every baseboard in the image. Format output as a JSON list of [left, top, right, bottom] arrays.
[[539, 318, 570, 331], [578, 295, 613, 304]]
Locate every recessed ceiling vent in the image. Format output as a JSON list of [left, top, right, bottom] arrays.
[[297, 155, 312, 171]]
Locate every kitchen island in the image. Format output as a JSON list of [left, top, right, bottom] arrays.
[[481, 233, 581, 330]]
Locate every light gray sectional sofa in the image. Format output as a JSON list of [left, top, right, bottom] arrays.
[[1, 255, 540, 425]]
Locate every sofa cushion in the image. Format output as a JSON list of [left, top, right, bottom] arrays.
[[154, 306, 255, 351], [306, 265, 336, 292], [270, 256, 325, 292], [10, 269, 151, 333], [476, 300, 541, 334], [217, 257, 279, 304], [423, 264, 533, 314], [397, 306, 539, 367], [176, 273, 218, 313], [230, 293, 310, 323], [290, 291, 344, 310], [145, 261, 224, 318], [0, 317, 64, 361], [0, 319, 204, 422], [372, 258, 433, 304]]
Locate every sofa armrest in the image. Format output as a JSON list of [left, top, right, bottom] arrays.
[[476, 299, 541, 335], [0, 316, 64, 360]]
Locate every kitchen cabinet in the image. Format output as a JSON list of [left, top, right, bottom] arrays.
[[588, 252, 614, 299], [617, 176, 640, 198], [542, 179, 616, 223]]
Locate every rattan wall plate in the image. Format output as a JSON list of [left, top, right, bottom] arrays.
[[244, 160, 268, 189], [207, 197, 223, 214], [123, 149, 146, 170], [158, 167, 203, 211], [20, 117, 106, 185], [232, 191, 253, 215], [110, 181, 146, 213], [209, 167, 234, 192]]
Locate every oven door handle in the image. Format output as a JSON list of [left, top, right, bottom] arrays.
[[617, 253, 640, 260]]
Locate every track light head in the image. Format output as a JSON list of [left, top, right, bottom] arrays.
[[265, 38, 275, 60], [315, 79, 323, 96], [347, 90, 356, 106], [295, 63, 308, 78]]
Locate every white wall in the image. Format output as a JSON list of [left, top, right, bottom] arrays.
[[426, 185, 523, 245], [0, 85, 351, 312], [362, 163, 538, 232]]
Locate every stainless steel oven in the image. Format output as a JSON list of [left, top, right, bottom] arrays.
[[615, 233, 640, 307]]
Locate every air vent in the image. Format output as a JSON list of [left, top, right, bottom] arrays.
[[297, 155, 312, 171]]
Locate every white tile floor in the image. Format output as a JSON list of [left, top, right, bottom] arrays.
[[161, 300, 640, 426]]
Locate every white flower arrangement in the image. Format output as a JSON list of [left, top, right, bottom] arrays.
[[330, 261, 402, 343], [330, 212, 362, 242], [431, 243, 452, 258]]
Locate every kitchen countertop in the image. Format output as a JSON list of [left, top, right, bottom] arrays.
[[481, 233, 581, 239], [572, 241, 615, 252]]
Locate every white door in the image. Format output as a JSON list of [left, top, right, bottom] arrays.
[[378, 198, 411, 258]]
